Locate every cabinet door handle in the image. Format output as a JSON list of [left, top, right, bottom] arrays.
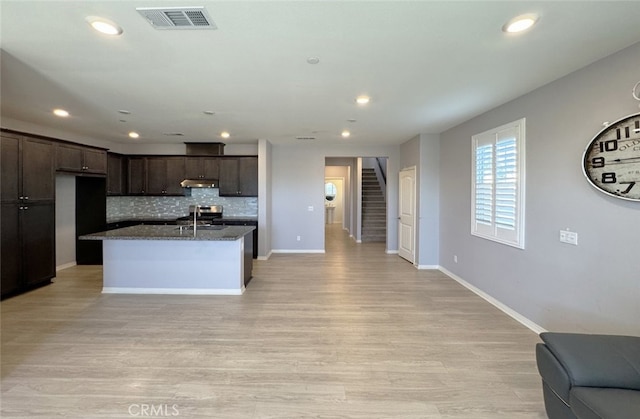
[[23, 196, 29, 200]]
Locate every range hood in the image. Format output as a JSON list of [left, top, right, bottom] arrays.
[[180, 179, 219, 188]]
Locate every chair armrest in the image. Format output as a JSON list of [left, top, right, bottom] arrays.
[[540, 332, 640, 390], [536, 343, 572, 404]]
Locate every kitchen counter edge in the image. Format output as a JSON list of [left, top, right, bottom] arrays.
[[81, 225, 255, 241]]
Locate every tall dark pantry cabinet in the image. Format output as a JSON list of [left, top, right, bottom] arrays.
[[1, 132, 56, 298]]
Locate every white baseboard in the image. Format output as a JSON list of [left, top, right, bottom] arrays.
[[257, 251, 272, 261], [439, 266, 547, 335], [416, 264, 439, 269], [56, 262, 77, 272], [271, 249, 325, 254], [102, 287, 244, 295], [386, 249, 399, 255]]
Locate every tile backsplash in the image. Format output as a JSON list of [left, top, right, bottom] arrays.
[[107, 189, 258, 221]]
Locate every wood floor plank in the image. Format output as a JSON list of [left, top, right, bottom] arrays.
[[1, 225, 546, 418]]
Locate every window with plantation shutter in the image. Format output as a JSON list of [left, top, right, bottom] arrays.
[[471, 118, 525, 249]]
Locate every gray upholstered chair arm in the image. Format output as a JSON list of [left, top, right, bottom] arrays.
[[536, 343, 572, 404], [540, 332, 640, 391]]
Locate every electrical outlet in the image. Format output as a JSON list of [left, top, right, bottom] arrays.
[[296, 236, 301, 241], [307, 206, 314, 211], [559, 230, 578, 245], [454, 255, 458, 263]]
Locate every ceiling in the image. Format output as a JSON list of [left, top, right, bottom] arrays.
[[2, 1, 640, 147]]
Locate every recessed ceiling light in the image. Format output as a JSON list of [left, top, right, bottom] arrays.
[[341, 130, 350, 138], [203, 111, 215, 115], [129, 132, 140, 139], [307, 56, 320, 65], [221, 131, 230, 139], [86, 16, 123, 36], [502, 14, 539, 34], [53, 109, 69, 117], [347, 119, 357, 123], [355, 96, 370, 105], [118, 109, 131, 115]]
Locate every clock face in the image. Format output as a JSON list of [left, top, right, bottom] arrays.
[[582, 112, 640, 201]]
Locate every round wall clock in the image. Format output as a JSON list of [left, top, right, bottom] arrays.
[[582, 112, 640, 201]]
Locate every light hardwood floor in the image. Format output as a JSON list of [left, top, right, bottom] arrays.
[[1, 225, 546, 418]]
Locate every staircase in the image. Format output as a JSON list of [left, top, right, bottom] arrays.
[[361, 168, 386, 242]]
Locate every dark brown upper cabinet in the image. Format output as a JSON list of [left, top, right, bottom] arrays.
[[146, 157, 186, 195], [127, 157, 147, 195], [127, 156, 188, 196], [219, 157, 258, 197], [107, 153, 126, 195], [185, 157, 220, 180], [56, 143, 107, 175], [2, 133, 55, 203]]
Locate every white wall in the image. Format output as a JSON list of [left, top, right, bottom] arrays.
[[55, 175, 76, 269], [439, 42, 640, 335]]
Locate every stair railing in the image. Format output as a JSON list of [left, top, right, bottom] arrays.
[[373, 158, 387, 202]]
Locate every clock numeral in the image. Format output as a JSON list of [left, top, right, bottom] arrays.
[[598, 139, 618, 152], [620, 181, 636, 195], [591, 157, 605, 168], [601, 172, 617, 184]]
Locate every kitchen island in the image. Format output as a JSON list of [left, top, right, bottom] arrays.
[[81, 224, 254, 295]]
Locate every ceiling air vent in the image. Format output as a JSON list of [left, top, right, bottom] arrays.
[[136, 7, 217, 30], [296, 136, 316, 141]]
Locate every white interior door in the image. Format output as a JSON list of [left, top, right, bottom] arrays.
[[398, 167, 416, 263]]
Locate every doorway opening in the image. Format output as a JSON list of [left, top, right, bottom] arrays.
[[324, 157, 388, 252]]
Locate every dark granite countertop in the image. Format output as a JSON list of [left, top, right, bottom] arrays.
[[81, 225, 255, 241]]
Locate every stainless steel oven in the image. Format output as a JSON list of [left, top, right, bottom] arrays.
[[175, 205, 223, 225]]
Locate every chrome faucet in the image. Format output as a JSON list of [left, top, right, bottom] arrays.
[[193, 205, 201, 237]]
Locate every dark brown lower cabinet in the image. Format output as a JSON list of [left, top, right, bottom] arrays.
[[1, 204, 21, 296], [210, 219, 258, 258], [1, 203, 55, 298]]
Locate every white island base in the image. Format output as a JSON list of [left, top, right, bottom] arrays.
[[102, 237, 249, 295]]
